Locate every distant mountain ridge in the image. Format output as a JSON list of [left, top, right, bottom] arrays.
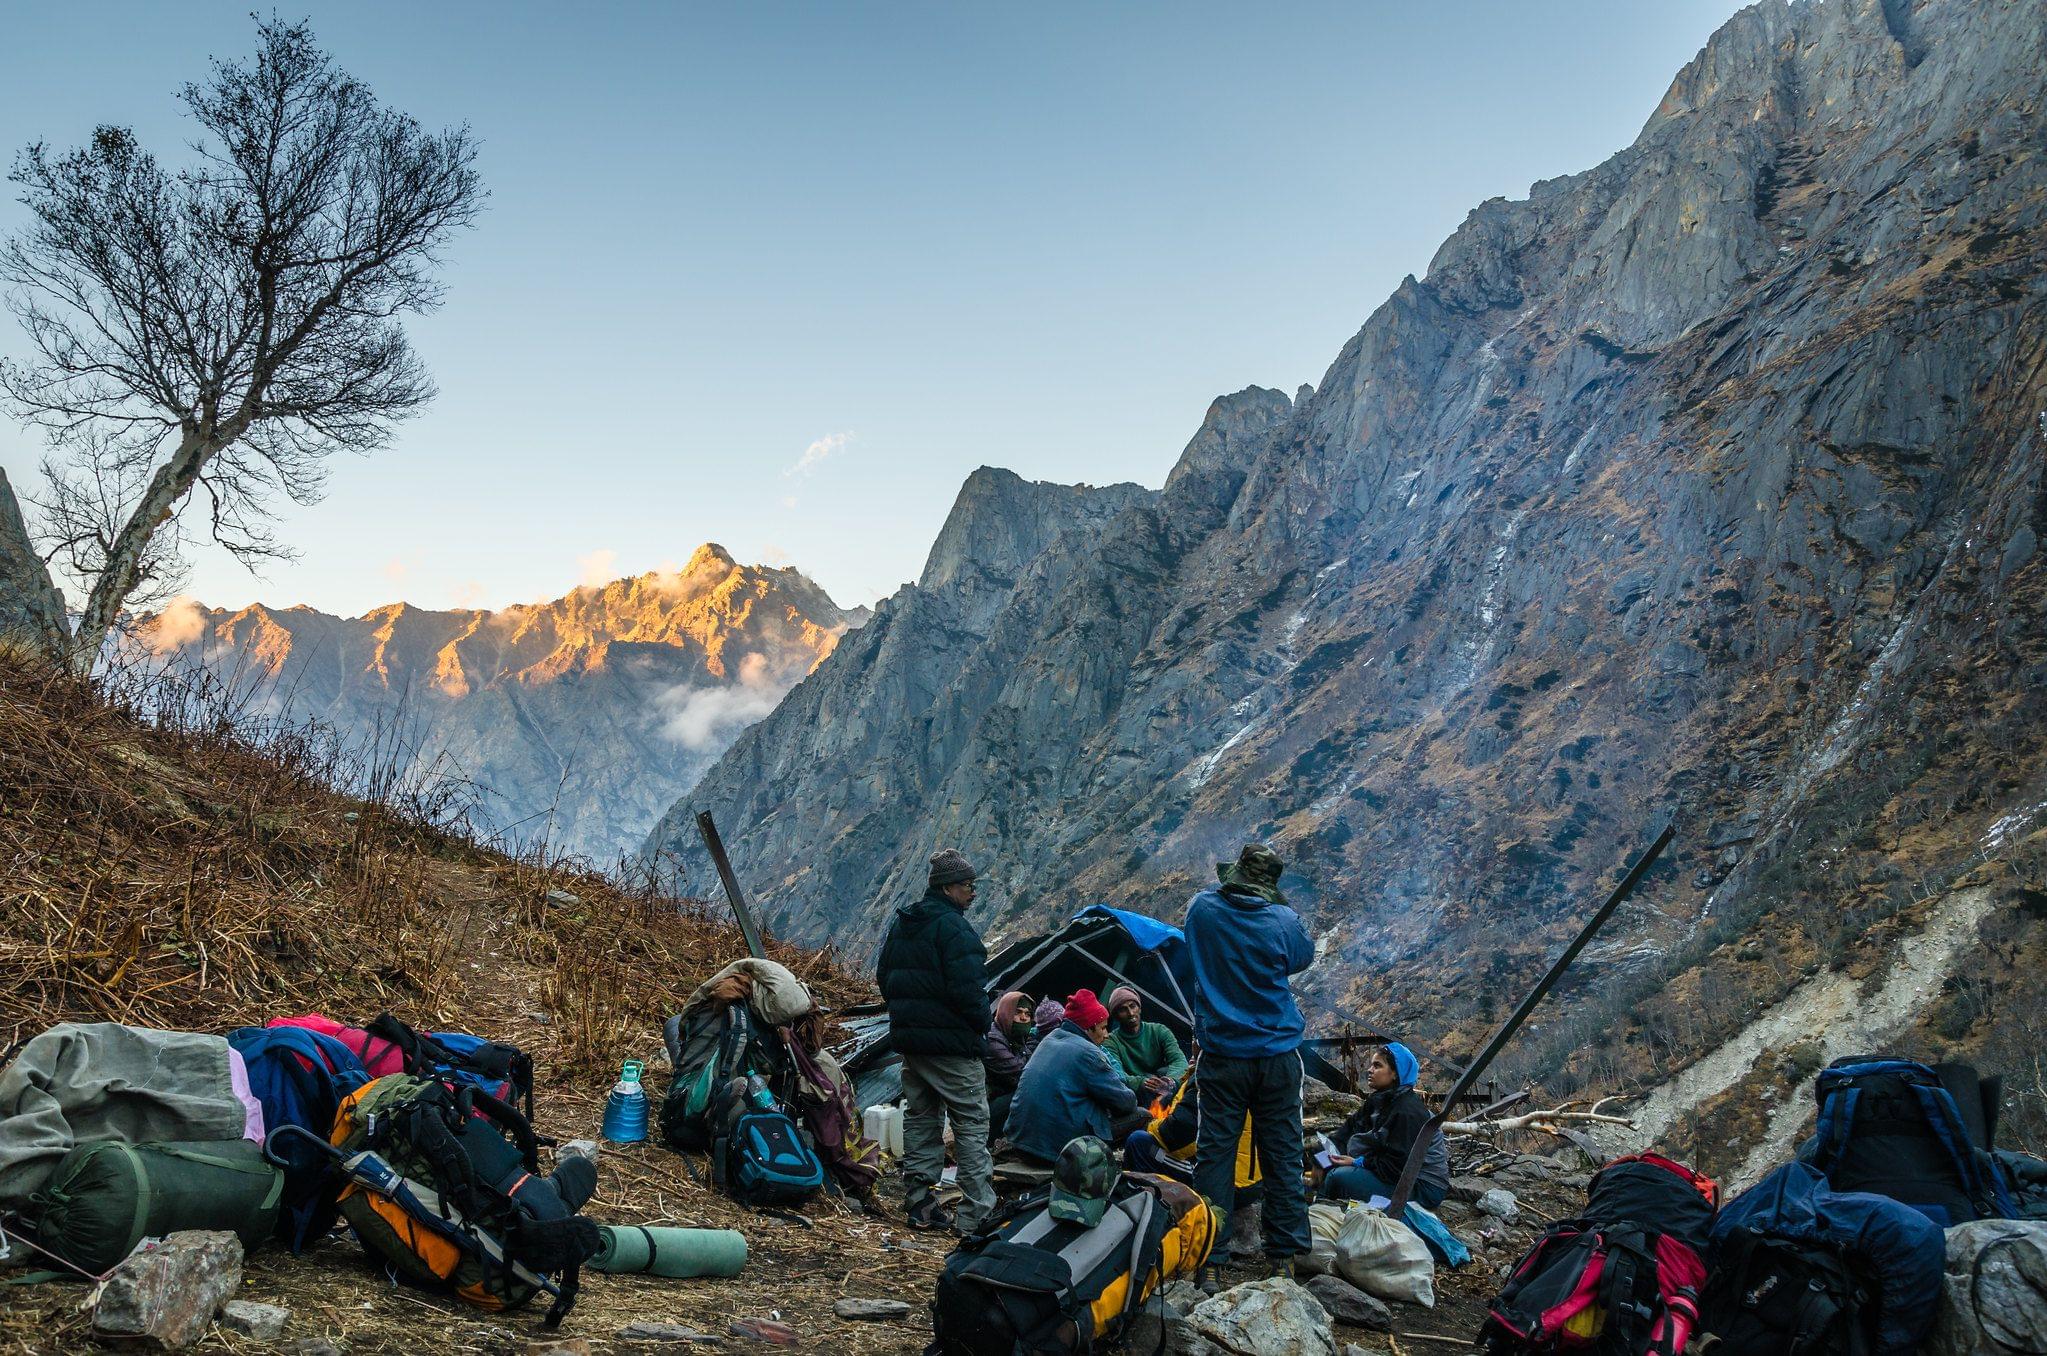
[[647, 0, 2047, 1116], [135, 543, 867, 857]]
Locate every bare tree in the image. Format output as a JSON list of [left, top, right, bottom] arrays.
[[1, 18, 482, 668]]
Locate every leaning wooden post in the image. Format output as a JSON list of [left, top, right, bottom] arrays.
[[1385, 820, 1677, 1216], [695, 809, 767, 960]]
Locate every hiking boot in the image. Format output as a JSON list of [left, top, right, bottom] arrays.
[[1262, 1254, 1298, 1282], [1197, 1263, 1228, 1295], [906, 1197, 956, 1231]]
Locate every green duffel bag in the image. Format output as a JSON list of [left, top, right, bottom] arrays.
[[28, 1139, 284, 1273]]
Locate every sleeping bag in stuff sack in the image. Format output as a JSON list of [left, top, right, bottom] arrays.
[[26, 1139, 284, 1274], [927, 1173, 1214, 1355]]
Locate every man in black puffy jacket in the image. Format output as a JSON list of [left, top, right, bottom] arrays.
[[875, 849, 994, 1231]]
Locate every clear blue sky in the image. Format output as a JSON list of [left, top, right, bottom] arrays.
[[0, 1, 1746, 616]]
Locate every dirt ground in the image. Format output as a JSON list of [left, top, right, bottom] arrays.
[[0, 1095, 1591, 1355]]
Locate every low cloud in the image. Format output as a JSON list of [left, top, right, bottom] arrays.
[[142, 595, 209, 653], [577, 548, 619, 589], [782, 431, 853, 481], [655, 651, 804, 751]]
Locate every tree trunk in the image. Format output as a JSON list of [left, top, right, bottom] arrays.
[[67, 429, 215, 673]]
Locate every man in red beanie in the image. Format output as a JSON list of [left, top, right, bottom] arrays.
[[1000, 989, 1137, 1163]]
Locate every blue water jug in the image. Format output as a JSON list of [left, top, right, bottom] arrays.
[[601, 1059, 649, 1143]]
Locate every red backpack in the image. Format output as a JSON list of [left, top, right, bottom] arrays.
[[1479, 1154, 1718, 1356]]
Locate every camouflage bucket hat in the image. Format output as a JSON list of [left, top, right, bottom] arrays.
[[1216, 842, 1287, 906], [1048, 1136, 1117, 1227]]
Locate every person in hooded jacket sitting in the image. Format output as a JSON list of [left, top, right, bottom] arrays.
[[1003, 990, 1138, 1164], [1322, 1041, 1452, 1210], [981, 989, 1034, 1131]]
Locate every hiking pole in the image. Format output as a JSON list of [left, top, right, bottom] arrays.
[[695, 809, 768, 960], [1384, 819, 1676, 1217]]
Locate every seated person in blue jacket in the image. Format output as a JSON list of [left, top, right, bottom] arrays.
[[1002, 989, 1138, 1164], [1322, 1042, 1452, 1210]]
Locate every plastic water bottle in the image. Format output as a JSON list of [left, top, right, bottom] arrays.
[[601, 1059, 648, 1143], [745, 1072, 775, 1110]]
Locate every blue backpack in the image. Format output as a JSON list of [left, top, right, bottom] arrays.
[[1706, 1162, 1945, 1355], [718, 1110, 824, 1205], [227, 1025, 372, 1248], [1804, 1057, 2017, 1226]]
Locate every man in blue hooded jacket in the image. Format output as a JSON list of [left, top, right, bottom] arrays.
[[1183, 842, 1314, 1276]]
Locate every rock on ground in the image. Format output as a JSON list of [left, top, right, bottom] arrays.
[[218, 1300, 290, 1341], [1476, 1188, 1520, 1221], [92, 1229, 243, 1349], [1303, 1273, 1392, 1331], [832, 1297, 911, 1320], [1186, 1276, 1336, 1356], [1927, 1220, 2047, 1355]]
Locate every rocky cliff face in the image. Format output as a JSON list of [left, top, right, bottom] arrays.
[[0, 468, 67, 654], [652, 0, 2045, 1095], [135, 544, 866, 858]]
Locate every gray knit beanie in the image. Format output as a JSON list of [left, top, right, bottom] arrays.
[[929, 848, 976, 889]]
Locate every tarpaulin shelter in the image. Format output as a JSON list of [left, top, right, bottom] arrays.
[[838, 905, 1357, 1108]]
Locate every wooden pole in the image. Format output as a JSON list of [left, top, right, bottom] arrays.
[[694, 809, 767, 960], [1385, 820, 1676, 1216]]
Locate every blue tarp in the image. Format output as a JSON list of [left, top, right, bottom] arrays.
[[1073, 904, 1183, 953]]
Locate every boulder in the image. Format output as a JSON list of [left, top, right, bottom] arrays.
[[92, 1230, 243, 1348], [1124, 1295, 1220, 1355], [1186, 1276, 1336, 1356], [1447, 1175, 1492, 1204], [1476, 1188, 1521, 1222], [1927, 1220, 2047, 1355], [1303, 1273, 1393, 1331], [0, 466, 66, 656], [218, 1301, 290, 1342]]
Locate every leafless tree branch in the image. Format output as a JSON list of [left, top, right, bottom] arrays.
[[0, 17, 482, 668]]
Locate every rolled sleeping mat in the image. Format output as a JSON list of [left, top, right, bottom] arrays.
[[589, 1224, 747, 1278]]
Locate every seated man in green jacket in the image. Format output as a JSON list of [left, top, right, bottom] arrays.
[[1103, 987, 1188, 1104]]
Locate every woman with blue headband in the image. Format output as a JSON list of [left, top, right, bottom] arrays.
[[1322, 1042, 1451, 1210]]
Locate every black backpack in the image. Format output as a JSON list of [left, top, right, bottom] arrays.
[[659, 1003, 784, 1153], [928, 1176, 1184, 1356], [365, 1013, 536, 1119], [1480, 1155, 1716, 1356], [1696, 1228, 1875, 1356], [715, 1109, 825, 1205], [1805, 1057, 2016, 1225]]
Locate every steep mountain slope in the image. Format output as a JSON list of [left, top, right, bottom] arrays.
[[136, 544, 866, 858], [653, 0, 2047, 1118]]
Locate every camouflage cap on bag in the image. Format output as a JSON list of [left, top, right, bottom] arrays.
[[1048, 1136, 1117, 1227], [1215, 842, 1288, 906]]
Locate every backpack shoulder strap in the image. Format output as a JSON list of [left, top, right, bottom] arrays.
[[1811, 1081, 1861, 1173]]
